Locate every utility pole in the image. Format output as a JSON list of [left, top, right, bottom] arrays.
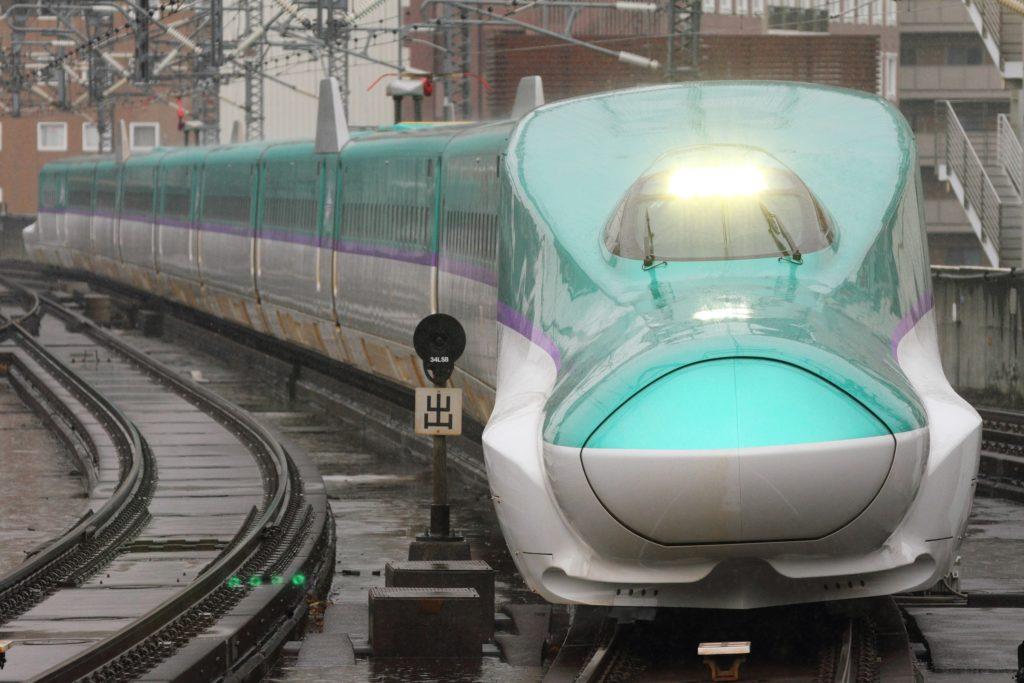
[[195, 0, 224, 145], [242, 0, 265, 141], [86, 9, 116, 152], [666, 0, 701, 81], [135, 0, 152, 81], [320, 0, 350, 118], [438, 3, 471, 120]]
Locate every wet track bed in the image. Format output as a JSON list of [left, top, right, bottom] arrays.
[[0, 376, 88, 576], [0, 277, 334, 681], [901, 407, 1024, 681], [17, 265, 1024, 681], [112, 303, 548, 681]]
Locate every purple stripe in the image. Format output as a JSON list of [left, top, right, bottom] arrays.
[[40, 208, 461, 272], [121, 213, 154, 223], [891, 290, 934, 358], [439, 255, 498, 287], [497, 301, 562, 371], [334, 239, 437, 267], [259, 226, 321, 246], [159, 217, 192, 229], [199, 221, 252, 238]]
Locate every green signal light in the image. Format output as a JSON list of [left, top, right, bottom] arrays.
[[292, 573, 306, 586], [227, 576, 242, 589], [249, 575, 263, 587], [271, 575, 284, 585]]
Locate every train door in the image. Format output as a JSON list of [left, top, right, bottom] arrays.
[[436, 126, 508, 391], [316, 157, 338, 322], [64, 163, 96, 269]]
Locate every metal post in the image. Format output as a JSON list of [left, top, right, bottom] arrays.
[[135, 0, 151, 81], [195, 0, 224, 146], [322, 0, 349, 119], [666, 0, 702, 82], [242, 0, 265, 141], [410, 313, 469, 560], [430, 433, 450, 537]]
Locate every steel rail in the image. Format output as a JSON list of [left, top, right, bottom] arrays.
[[0, 279, 150, 624], [0, 275, 40, 338], [26, 291, 299, 682]]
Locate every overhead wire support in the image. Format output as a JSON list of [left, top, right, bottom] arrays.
[[426, 0, 661, 70], [241, 0, 266, 141], [665, 0, 700, 81]]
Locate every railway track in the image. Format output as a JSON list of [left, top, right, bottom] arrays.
[[544, 597, 912, 682], [976, 406, 1024, 497], [0, 273, 334, 681]]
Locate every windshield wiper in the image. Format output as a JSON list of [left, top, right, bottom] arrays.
[[642, 208, 666, 271], [759, 202, 803, 265]]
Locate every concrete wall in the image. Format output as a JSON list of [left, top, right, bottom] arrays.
[[0, 215, 30, 261], [934, 273, 1024, 407]]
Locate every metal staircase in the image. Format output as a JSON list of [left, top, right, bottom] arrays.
[[936, 101, 1017, 265], [936, 1, 1024, 266], [960, 0, 1023, 81]]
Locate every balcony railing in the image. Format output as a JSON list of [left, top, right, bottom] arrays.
[[979, 0, 1002, 49], [997, 113, 1024, 195], [940, 100, 1002, 261]]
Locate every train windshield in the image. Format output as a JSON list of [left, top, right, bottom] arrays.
[[604, 147, 833, 263]]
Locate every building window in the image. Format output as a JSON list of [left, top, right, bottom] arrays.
[[130, 122, 160, 151], [37, 122, 68, 152], [82, 122, 99, 152], [886, 0, 897, 25], [947, 45, 984, 65]]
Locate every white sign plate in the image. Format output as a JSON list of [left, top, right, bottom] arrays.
[[414, 387, 463, 436]]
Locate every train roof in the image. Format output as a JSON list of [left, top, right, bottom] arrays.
[[40, 119, 501, 174], [507, 80, 915, 289]]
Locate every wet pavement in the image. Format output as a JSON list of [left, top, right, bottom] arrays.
[[113, 317, 545, 682], [908, 495, 1024, 681], [0, 376, 88, 575]]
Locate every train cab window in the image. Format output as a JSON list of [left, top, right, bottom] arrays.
[[604, 147, 833, 263]]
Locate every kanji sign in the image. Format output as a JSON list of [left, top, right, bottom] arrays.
[[414, 387, 463, 436]]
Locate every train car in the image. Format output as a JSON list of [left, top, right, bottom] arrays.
[[24, 79, 981, 610]]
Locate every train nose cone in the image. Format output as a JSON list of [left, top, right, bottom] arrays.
[[580, 357, 895, 544]]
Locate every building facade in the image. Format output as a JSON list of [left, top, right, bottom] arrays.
[[900, 0, 1024, 267]]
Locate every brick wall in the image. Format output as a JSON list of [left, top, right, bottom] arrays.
[[0, 102, 183, 217], [485, 33, 881, 117]]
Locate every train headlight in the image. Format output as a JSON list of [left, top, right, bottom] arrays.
[[693, 305, 752, 321], [666, 163, 767, 200]]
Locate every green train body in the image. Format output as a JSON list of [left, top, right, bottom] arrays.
[[27, 82, 981, 610]]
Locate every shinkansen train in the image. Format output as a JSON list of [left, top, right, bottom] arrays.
[[24, 80, 981, 609]]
